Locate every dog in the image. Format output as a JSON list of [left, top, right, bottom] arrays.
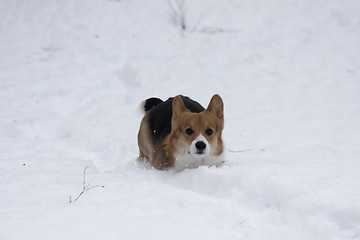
[[137, 94, 224, 170]]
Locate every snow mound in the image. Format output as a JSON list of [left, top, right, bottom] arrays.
[[1, 0, 360, 239]]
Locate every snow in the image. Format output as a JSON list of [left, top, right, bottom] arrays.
[[1, 0, 360, 239]]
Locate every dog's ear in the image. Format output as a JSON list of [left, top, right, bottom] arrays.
[[173, 96, 187, 119], [206, 94, 224, 119]]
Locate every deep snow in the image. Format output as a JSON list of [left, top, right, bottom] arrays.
[[1, 0, 360, 239]]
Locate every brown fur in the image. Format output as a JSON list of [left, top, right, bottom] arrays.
[[138, 94, 224, 170]]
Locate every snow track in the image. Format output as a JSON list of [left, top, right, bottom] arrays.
[[1, 0, 360, 239]]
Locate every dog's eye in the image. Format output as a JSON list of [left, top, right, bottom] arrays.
[[185, 128, 194, 136], [205, 128, 213, 136]]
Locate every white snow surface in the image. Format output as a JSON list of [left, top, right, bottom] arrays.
[[1, 0, 360, 239]]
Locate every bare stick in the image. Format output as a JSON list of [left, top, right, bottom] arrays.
[[199, 27, 242, 34], [167, 0, 187, 31], [228, 148, 265, 153], [228, 148, 253, 153], [69, 166, 104, 203], [191, 12, 204, 32]]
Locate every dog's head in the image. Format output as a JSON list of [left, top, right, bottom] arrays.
[[169, 94, 224, 158]]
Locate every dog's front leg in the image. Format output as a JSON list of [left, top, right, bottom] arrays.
[[152, 143, 174, 170]]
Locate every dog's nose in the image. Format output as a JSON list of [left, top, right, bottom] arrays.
[[195, 141, 206, 151]]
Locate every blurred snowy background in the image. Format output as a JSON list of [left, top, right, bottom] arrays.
[[1, 0, 360, 239]]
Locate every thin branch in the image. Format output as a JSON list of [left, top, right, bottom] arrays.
[[69, 166, 104, 203], [199, 27, 242, 34], [167, 0, 242, 36], [167, 0, 187, 31], [228, 148, 253, 153], [83, 166, 88, 189], [191, 12, 204, 32], [228, 148, 266, 153]]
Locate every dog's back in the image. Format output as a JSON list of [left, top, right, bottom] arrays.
[[144, 96, 205, 144]]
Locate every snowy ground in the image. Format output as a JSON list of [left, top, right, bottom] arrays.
[[1, 0, 360, 239]]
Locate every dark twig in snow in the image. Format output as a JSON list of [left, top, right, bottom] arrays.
[[199, 27, 241, 34], [69, 166, 104, 203], [228, 148, 266, 153], [167, 0, 187, 31], [167, 0, 241, 35], [228, 148, 253, 153]]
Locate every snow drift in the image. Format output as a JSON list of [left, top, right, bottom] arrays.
[[1, 0, 360, 239]]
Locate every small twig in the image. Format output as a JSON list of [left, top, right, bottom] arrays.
[[166, 0, 241, 35], [199, 27, 241, 34], [69, 166, 104, 203], [228, 148, 266, 153], [228, 148, 253, 153], [191, 12, 204, 32], [167, 0, 187, 31]]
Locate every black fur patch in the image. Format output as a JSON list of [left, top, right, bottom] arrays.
[[144, 97, 164, 112], [146, 96, 205, 144]]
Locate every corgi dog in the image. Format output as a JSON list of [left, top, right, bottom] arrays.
[[137, 94, 224, 170]]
